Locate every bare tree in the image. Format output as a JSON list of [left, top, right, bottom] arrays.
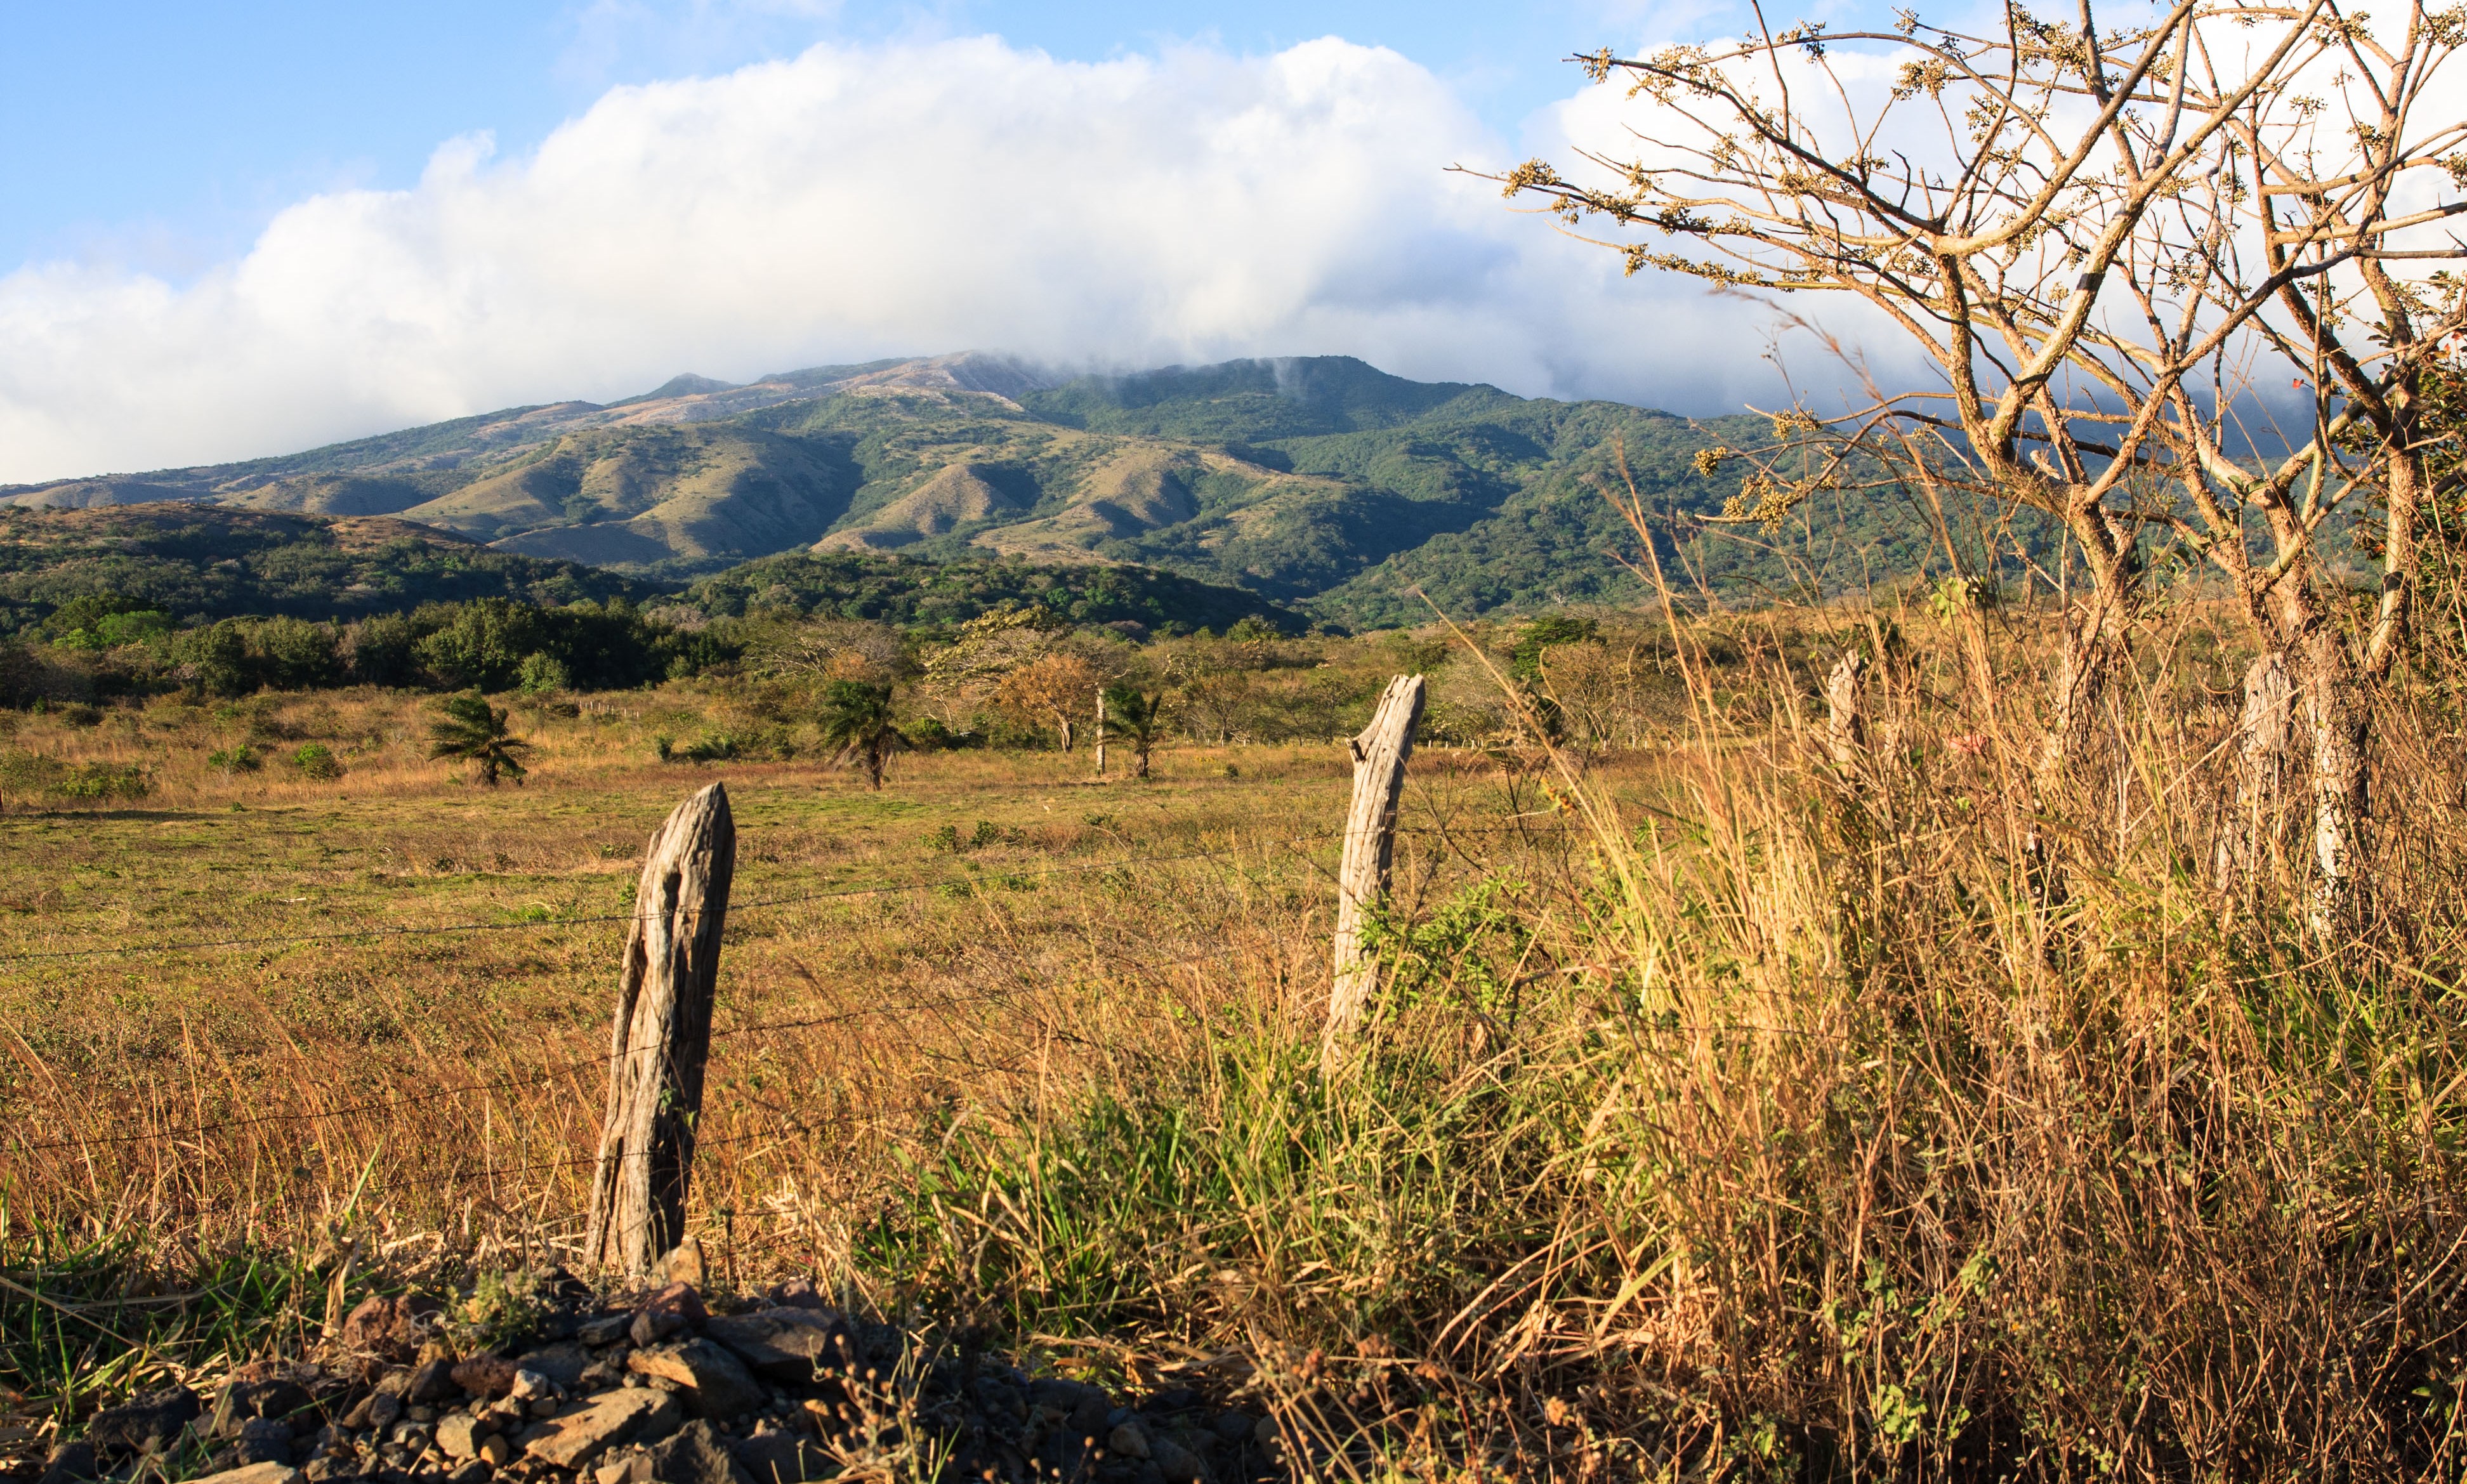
[[1504, 0, 2467, 912]]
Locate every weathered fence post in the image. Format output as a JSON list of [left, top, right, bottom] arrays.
[[584, 782, 735, 1278], [1094, 687, 1107, 777], [1323, 674, 1426, 1072], [1824, 650, 1868, 768]]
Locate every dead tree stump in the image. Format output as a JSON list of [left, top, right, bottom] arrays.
[[584, 782, 735, 1278], [1324, 674, 1426, 1071]]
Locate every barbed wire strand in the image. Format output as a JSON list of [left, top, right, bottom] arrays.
[[0, 839, 1327, 966]]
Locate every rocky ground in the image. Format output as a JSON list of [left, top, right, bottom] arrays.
[[16, 1271, 1278, 1484]]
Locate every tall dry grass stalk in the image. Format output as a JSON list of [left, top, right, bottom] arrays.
[[864, 570, 2467, 1476]]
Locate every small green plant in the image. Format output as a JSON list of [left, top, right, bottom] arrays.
[[445, 1269, 544, 1353], [206, 745, 261, 776], [292, 744, 343, 781]]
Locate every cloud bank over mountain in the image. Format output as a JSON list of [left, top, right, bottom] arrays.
[[0, 32, 1820, 484]]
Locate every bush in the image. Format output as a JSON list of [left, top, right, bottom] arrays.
[[292, 744, 343, 781], [206, 745, 261, 775], [52, 762, 148, 801]]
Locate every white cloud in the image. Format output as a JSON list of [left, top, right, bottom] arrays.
[[0, 32, 1810, 484]]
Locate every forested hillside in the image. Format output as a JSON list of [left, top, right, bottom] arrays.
[[0, 354, 1989, 624]]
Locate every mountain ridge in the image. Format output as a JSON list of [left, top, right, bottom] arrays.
[[0, 353, 1942, 623]]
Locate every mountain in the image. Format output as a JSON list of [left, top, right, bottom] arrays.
[[0, 352, 1959, 623]]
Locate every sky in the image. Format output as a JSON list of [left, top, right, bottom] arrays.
[[0, 0, 1826, 483]]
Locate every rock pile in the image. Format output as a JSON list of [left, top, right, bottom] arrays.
[[35, 1277, 1277, 1484]]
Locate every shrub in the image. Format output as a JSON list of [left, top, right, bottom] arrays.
[[292, 744, 343, 781], [205, 745, 261, 775], [52, 762, 148, 801]]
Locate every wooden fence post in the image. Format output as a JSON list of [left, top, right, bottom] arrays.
[[1323, 674, 1426, 1071], [1094, 687, 1107, 777], [1824, 650, 1867, 768], [584, 782, 735, 1278]]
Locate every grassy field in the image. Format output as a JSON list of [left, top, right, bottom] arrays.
[[0, 688, 1606, 1436], [6, 598, 2467, 1479]]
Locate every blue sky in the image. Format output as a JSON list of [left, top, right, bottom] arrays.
[[1, 2, 1654, 275]]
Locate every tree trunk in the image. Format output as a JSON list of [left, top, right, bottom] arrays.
[[1824, 650, 1867, 768], [1324, 674, 1426, 1072], [2214, 651, 2294, 892], [1093, 690, 1107, 776], [584, 783, 735, 1278], [1058, 714, 1076, 752], [2299, 633, 2369, 933]]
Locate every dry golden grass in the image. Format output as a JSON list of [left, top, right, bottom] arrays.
[[7, 591, 2467, 1479]]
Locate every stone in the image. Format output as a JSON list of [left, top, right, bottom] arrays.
[[367, 1395, 404, 1432], [1208, 1411, 1253, 1443], [579, 1315, 635, 1348], [650, 1238, 706, 1289], [727, 1431, 830, 1484], [1150, 1435, 1208, 1484], [232, 1417, 295, 1466], [510, 1371, 556, 1402], [1027, 1379, 1107, 1415], [38, 1440, 98, 1484], [433, 1415, 484, 1461], [209, 1380, 314, 1440], [191, 1465, 304, 1484], [451, 1356, 518, 1401], [766, 1280, 826, 1312], [301, 1455, 357, 1484], [445, 1462, 490, 1484], [477, 1435, 518, 1469], [626, 1343, 764, 1423], [523, 1389, 683, 1471], [642, 1420, 754, 1484], [701, 1313, 848, 1384], [336, 1296, 438, 1361], [629, 1285, 707, 1349], [1068, 1391, 1114, 1438], [404, 1359, 457, 1407], [1108, 1422, 1152, 1462], [84, 1386, 202, 1456], [509, 1343, 593, 1393]]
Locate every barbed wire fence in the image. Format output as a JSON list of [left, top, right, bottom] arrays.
[[0, 803, 1609, 1233]]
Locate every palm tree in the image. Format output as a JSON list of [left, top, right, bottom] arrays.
[[428, 690, 533, 786], [819, 680, 904, 790], [1102, 685, 1164, 780]]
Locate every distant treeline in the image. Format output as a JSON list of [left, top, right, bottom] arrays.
[[0, 595, 734, 705]]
